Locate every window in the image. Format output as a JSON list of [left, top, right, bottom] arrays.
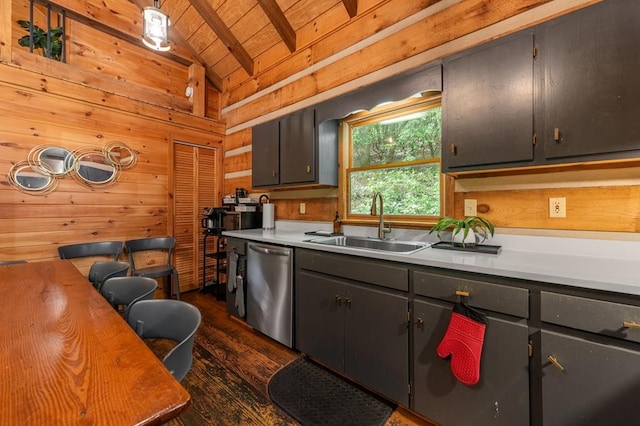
[[341, 95, 444, 225]]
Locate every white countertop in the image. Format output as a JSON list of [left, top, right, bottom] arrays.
[[223, 222, 640, 296]]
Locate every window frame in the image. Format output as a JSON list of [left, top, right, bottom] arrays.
[[338, 94, 453, 229]]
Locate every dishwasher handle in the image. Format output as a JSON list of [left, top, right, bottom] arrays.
[[249, 244, 290, 257]]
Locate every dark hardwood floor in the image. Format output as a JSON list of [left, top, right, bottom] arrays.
[[158, 290, 432, 426]]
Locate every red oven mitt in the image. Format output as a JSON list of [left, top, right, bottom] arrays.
[[436, 300, 487, 385]]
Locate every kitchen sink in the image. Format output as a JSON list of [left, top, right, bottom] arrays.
[[306, 235, 430, 254]]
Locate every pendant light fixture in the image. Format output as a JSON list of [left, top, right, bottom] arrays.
[[142, 0, 170, 52]]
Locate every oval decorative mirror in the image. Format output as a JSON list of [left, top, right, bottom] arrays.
[[28, 145, 76, 176], [73, 148, 119, 187], [8, 161, 57, 194], [103, 142, 137, 169]]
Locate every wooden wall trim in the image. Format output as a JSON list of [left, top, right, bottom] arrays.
[[456, 167, 640, 193], [0, 0, 11, 62], [10, 50, 193, 112], [0, 62, 224, 137], [188, 63, 206, 117]]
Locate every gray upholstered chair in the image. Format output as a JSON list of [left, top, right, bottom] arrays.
[[89, 261, 130, 291], [57, 241, 124, 260], [127, 299, 201, 382], [125, 237, 180, 300], [57, 241, 128, 289], [100, 276, 158, 320]]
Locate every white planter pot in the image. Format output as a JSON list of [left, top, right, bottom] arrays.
[[452, 228, 476, 247]]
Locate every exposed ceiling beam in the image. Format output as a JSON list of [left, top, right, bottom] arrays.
[[257, 0, 296, 53], [188, 0, 254, 76], [342, 0, 357, 18], [131, 0, 222, 91]]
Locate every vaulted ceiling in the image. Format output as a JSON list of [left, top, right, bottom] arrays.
[[138, 0, 362, 91]]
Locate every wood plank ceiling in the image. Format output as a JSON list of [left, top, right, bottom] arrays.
[[154, 0, 360, 92]]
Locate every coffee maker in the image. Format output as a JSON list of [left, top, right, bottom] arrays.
[[201, 207, 226, 234]]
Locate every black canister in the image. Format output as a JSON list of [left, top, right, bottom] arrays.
[[235, 188, 248, 200]]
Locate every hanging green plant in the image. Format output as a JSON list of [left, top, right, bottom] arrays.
[[17, 20, 63, 61]]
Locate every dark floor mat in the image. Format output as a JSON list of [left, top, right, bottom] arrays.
[[268, 357, 395, 426]]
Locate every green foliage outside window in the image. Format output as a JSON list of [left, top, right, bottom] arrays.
[[348, 106, 442, 217]]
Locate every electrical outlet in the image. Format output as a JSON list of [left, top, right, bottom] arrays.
[[464, 199, 477, 216], [299, 202, 306, 214], [549, 197, 566, 218]]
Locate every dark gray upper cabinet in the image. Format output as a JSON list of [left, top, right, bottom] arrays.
[[442, 32, 534, 171], [252, 109, 338, 188], [542, 0, 640, 160], [251, 120, 280, 187], [442, 0, 640, 172], [280, 108, 316, 184]]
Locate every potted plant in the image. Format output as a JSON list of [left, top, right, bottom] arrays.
[[17, 20, 63, 61], [429, 216, 495, 247]]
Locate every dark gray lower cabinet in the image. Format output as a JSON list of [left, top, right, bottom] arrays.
[[541, 330, 640, 426], [413, 298, 530, 425], [296, 270, 409, 405]]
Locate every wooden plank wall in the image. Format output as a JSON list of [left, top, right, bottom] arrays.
[[222, 0, 640, 234], [0, 0, 224, 272]]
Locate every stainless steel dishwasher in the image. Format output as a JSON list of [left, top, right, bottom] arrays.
[[246, 242, 293, 348]]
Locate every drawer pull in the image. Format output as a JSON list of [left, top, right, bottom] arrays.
[[623, 321, 640, 330], [455, 290, 470, 297], [335, 295, 342, 306], [345, 298, 352, 308], [547, 355, 565, 372]]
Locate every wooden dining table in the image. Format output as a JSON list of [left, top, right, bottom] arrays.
[[0, 260, 190, 425]]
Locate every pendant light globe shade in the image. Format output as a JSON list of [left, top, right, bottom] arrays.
[[142, 2, 170, 52]]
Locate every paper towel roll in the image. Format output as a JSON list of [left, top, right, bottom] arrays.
[[262, 203, 275, 229]]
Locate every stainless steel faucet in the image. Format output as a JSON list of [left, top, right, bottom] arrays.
[[370, 191, 391, 239]]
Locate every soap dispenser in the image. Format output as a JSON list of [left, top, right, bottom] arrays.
[[333, 211, 341, 234]]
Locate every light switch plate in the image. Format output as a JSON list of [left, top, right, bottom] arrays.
[[464, 199, 477, 216]]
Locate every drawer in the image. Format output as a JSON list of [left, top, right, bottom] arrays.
[[296, 249, 408, 292], [541, 291, 640, 343], [413, 270, 529, 318], [226, 237, 246, 255]]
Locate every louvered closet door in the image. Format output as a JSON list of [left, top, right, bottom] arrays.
[[174, 143, 218, 293]]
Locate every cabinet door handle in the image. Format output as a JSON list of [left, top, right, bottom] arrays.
[[623, 321, 640, 330], [415, 318, 424, 329], [345, 298, 351, 308], [547, 355, 565, 372], [306, 165, 311, 173], [272, 171, 276, 177], [554, 127, 561, 142], [335, 295, 342, 306], [450, 143, 457, 155]]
